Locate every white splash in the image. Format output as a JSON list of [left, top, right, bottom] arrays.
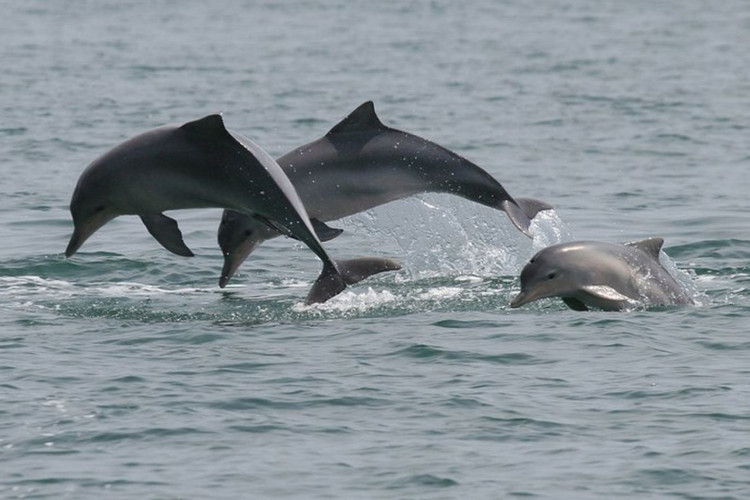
[[294, 287, 398, 314], [530, 209, 574, 251], [0, 275, 213, 307], [658, 251, 704, 305]]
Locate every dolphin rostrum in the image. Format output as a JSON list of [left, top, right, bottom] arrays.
[[510, 238, 694, 311], [65, 114, 401, 304], [217, 101, 553, 287]]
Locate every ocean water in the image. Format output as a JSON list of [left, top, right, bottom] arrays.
[[1, 1, 749, 498]]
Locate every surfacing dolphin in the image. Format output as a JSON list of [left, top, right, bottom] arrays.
[[65, 114, 401, 304], [510, 238, 694, 311], [217, 101, 553, 287]]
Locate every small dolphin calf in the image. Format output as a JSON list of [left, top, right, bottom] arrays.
[[217, 101, 552, 287], [65, 115, 400, 304], [510, 238, 694, 311]]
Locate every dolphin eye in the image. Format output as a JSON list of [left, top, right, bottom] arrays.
[[94, 205, 106, 213], [546, 272, 556, 280], [244, 230, 253, 237]]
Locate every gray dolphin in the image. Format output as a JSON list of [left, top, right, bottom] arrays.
[[510, 238, 694, 311], [217, 101, 553, 287], [65, 114, 401, 304]]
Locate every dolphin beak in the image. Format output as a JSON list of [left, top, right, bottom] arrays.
[[65, 227, 85, 257], [219, 238, 259, 288], [510, 285, 552, 308], [65, 212, 114, 257], [511, 282, 563, 308], [510, 291, 531, 308]]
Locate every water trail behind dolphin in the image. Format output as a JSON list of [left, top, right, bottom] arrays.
[[335, 194, 571, 279]]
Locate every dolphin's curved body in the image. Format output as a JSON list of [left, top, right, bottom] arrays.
[[510, 238, 694, 311], [217, 101, 552, 287], [65, 115, 400, 304]]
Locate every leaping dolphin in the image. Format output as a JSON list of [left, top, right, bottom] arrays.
[[65, 114, 401, 304], [510, 238, 694, 311], [217, 101, 553, 287]]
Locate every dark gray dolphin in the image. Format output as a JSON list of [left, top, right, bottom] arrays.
[[65, 115, 401, 304], [217, 101, 553, 287], [510, 238, 694, 311]]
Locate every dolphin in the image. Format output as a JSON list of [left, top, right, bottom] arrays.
[[510, 238, 694, 311], [217, 101, 553, 287], [65, 114, 401, 304]]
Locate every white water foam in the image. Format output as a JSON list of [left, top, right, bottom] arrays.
[[530, 209, 574, 250], [0, 276, 214, 307], [658, 253, 705, 306], [293, 287, 398, 314]]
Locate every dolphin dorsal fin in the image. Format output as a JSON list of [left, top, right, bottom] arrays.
[[326, 101, 388, 136], [625, 237, 664, 259], [180, 114, 228, 137]]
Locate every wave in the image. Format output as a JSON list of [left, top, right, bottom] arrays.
[[0, 208, 745, 323]]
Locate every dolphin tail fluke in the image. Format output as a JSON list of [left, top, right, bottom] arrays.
[[306, 262, 348, 305], [515, 198, 554, 220], [501, 200, 533, 238], [501, 198, 555, 238], [337, 257, 402, 285], [305, 257, 402, 305]]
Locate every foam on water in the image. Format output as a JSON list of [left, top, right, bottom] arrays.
[[0, 275, 213, 299], [293, 287, 398, 315], [658, 252, 705, 306]]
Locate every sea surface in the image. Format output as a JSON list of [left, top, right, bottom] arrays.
[[1, 1, 749, 498]]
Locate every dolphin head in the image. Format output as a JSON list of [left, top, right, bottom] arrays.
[[217, 211, 266, 287], [65, 165, 120, 257], [510, 243, 598, 308], [64, 125, 181, 258], [511, 241, 646, 311]]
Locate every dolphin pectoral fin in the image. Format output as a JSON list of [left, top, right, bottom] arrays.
[[311, 219, 344, 242], [579, 285, 637, 311], [515, 197, 555, 220], [258, 216, 341, 243], [562, 297, 589, 311], [140, 214, 195, 257], [500, 200, 533, 238]]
